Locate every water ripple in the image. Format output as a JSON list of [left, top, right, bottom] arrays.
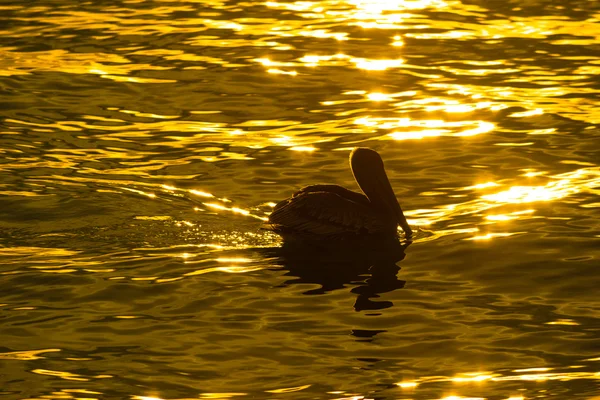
[[1, 0, 599, 398]]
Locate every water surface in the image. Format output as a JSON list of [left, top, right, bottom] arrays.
[[1, 0, 600, 399]]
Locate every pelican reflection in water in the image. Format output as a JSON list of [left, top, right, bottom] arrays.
[[274, 246, 408, 311], [267, 147, 412, 246]]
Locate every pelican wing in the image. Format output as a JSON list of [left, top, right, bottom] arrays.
[[272, 184, 370, 213], [293, 185, 371, 206], [268, 191, 391, 237]]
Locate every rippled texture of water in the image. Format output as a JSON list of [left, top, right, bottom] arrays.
[[1, 0, 600, 399]]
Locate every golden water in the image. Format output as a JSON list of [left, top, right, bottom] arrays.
[[1, 0, 599, 399]]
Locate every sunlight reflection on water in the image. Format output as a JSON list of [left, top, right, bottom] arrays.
[[0, 0, 599, 398]]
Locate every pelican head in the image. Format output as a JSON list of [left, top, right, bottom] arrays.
[[350, 148, 412, 237]]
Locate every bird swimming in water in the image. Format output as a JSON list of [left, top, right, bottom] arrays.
[[266, 147, 412, 244]]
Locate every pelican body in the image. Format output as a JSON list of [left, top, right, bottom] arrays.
[[267, 148, 412, 242]]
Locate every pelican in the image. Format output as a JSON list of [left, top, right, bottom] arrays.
[[267, 147, 412, 243]]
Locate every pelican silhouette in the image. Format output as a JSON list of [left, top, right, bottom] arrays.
[[267, 147, 412, 243]]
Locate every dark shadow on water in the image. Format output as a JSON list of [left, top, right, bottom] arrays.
[[259, 238, 410, 312]]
